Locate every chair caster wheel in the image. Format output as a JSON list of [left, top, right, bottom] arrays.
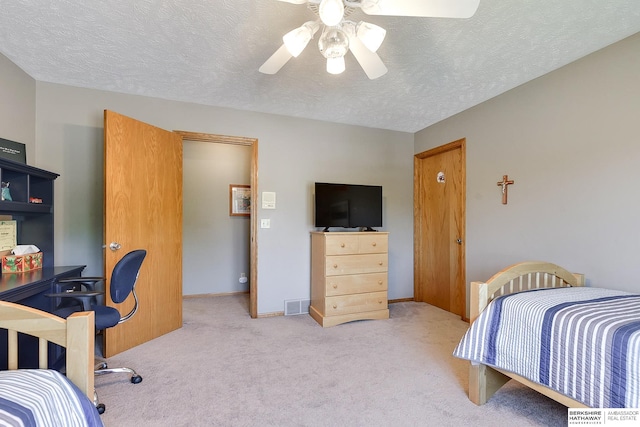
[[97, 403, 106, 414], [131, 375, 143, 384]]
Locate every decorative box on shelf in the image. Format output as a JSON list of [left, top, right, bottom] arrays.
[[1, 251, 43, 273]]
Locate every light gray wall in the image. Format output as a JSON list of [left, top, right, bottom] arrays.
[[259, 120, 414, 309], [32, 82, 415, 315], [415, 32, 640, 313], [0, 54, 35, 162], [183, 141, 252, 295]]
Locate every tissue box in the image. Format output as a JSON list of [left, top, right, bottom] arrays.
[[1, 252, 43, 273]]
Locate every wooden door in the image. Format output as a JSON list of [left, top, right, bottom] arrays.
[[414, 139, 466, 319], [103, 110, 183, 357]]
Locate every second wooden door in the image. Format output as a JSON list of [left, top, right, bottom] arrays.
[[414, 139, 466, 319]]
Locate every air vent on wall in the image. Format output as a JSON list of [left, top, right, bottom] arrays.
[[284, 299, 311, 316]]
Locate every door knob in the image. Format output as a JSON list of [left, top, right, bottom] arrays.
[[109, 242, 122, 251], [456, 238, 463, 245]]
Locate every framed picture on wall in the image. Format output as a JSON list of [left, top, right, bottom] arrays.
[[0, 138, 26, 164], [229, 184, 251, 216]]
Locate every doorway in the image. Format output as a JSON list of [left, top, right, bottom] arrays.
[[414, 139, 466, 320], [174, 131, 258, 319]]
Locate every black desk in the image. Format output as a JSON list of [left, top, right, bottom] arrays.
[[0, 265, 86, 369], [0, 265, 85, 301]]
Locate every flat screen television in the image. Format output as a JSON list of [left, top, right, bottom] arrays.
[[314, 182, 382, 231]]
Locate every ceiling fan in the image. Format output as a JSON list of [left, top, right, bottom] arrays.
[[259, 0, 480, 79]]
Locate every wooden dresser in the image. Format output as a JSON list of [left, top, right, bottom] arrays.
[[309, 231, 389, 327]]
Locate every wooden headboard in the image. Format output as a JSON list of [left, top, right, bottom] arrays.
[[470, 261, 585, 323], [0, 301, 94, 399]]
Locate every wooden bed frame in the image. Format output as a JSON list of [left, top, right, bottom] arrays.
[[0, 300, 95, 400], [468, 261, 588, 408]]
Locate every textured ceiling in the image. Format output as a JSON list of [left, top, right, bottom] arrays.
[[1, 0, 639, 133]]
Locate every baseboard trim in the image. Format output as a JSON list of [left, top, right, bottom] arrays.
[[257, 311, 284, 318], [182, 294, 414, 316], [389, 298, 415, 304], [183, 291, 249, 299]]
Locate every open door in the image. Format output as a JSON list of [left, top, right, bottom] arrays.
[[103, 110, 183, 357]]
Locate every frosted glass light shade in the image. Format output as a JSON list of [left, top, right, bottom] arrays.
[[283, 25, 313, 57], [319, 0, 345, 26], [356, 21, 386, 52], [318, 27, 349, 58], [327, 56, 345, 74]]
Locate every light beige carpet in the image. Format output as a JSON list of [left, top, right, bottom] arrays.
[[96, 295, 567, 427]]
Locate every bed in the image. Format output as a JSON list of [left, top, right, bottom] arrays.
[[453, 261, 640, 408], [0, 300, 104, 426]]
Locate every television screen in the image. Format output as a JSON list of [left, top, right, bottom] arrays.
[[314, 183, 382, 230]]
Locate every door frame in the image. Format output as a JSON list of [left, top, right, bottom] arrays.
[[174, 130, 259, 319], [414, 138, 466, 320]]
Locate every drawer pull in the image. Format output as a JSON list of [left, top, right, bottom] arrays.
[[372, 242, 377, 247], [332, 284, 338, 289], [378, 261, 383, 266], [378, 300, 383, 304], [340, 243, 345, 248], [333, 264, 338, 269], [332, 304, 337, 309], [378, 280, 383, 285]]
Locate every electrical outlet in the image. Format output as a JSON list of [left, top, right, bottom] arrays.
[[260, 219, 270, 228]]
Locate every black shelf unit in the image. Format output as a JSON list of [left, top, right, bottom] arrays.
[[0, 158, 66, 369], [0, 157, 58, 268]]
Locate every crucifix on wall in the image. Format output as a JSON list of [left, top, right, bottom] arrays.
[[497, 175, 514, 204]]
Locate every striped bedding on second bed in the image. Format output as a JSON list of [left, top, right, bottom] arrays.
[[453, 287, 640, 408]]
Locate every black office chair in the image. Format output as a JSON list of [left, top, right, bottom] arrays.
[[48, 249, 147, 413]]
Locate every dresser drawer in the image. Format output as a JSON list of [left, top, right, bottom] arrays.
[[357, 234, 388, 254], [325, 273, 387, 296], [324, 233, 388, 255], [324, 291, 388, 316], [324, 234, 359, 255], [325, 254, 387, 276]]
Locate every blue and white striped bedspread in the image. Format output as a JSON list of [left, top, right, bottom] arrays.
[[453, 287, 640, 408], [0, 369, 103, 427]]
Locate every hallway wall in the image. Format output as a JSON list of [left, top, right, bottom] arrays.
[[183, 140, 252, 295]]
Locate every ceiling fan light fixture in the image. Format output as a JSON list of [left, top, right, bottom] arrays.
[[283, 22, 320, 57], [262, 0, 478, 78], [319, 0, 345, 26], [356, 21, 386, 52], [326, 56, 346, 74]]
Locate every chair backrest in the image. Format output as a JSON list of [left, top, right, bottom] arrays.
[[110, 250, 146, 304]]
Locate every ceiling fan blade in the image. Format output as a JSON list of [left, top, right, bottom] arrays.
[[275, 0, 308, 4], [348, 35, 387, 80], [360, 0, 480, 19], [259, 45, 293, 75]]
